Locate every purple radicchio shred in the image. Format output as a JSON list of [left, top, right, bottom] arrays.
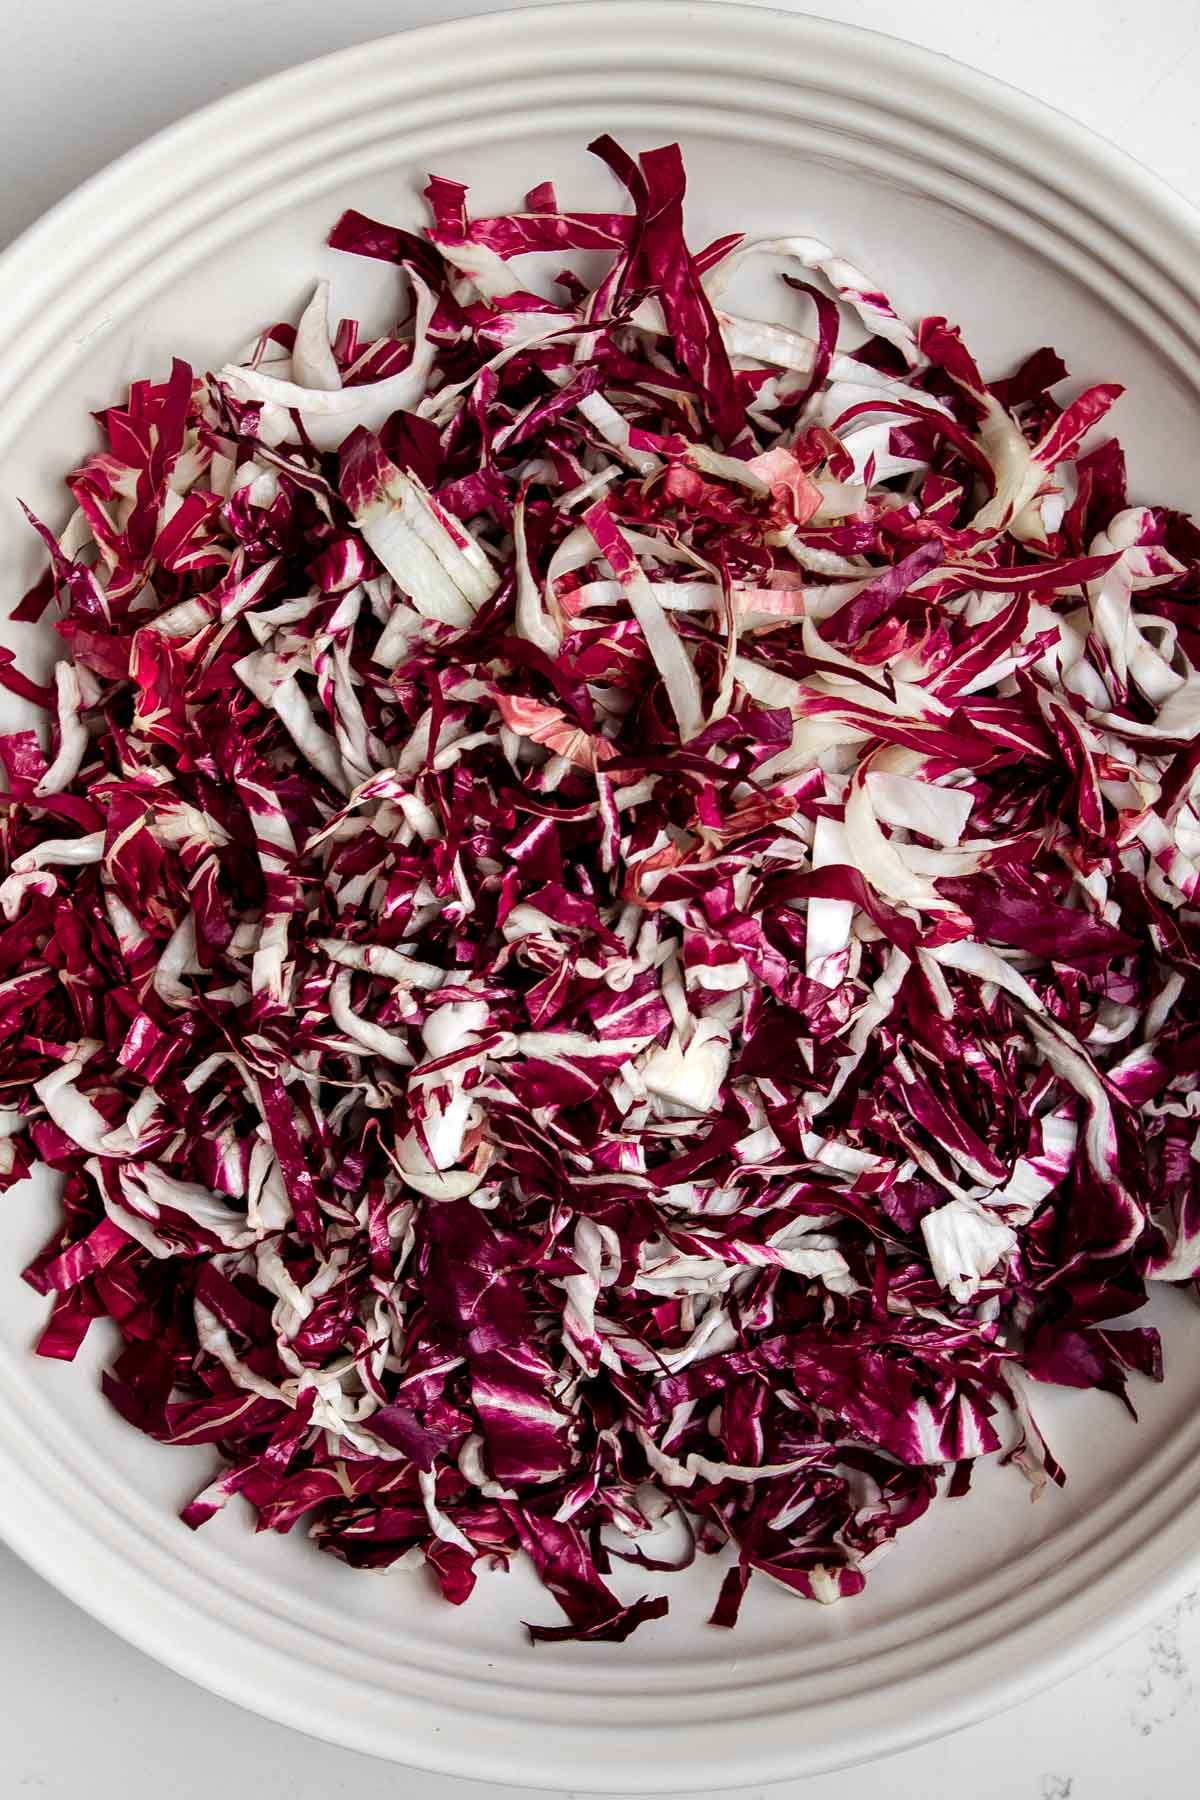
[[2, 138, 1199, 1641]]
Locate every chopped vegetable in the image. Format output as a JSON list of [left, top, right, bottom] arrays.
[[2, 140, 1197, 1641]]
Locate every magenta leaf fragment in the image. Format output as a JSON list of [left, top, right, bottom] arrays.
[[2, 138, 1199, 1643]]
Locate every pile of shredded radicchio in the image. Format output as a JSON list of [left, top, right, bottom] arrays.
[[3, 138, 1200, 1642]]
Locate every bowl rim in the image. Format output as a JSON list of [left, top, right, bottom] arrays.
[[1, 4, 1199, 1788]]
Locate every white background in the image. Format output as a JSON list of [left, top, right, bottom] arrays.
[[2, 1, 1199, 1795]]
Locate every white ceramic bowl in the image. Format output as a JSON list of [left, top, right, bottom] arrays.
[[2, 4, 1199, 1788]]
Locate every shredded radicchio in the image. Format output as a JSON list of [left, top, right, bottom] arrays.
[[3, 138, 1199, 1641]]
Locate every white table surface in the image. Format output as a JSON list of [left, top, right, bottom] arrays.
[[2, 1, 1199, 1794]]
